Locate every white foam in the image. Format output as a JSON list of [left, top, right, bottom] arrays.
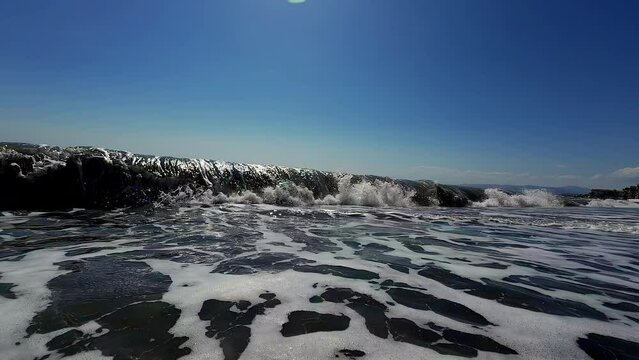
[[586, 198, 639, 208], [322, 175, 415, 207], [143, 247, 476, 360], [0, 249, 71, 360], [156, 176, 416, 208], [473, 188, 563, 208], [3, 204, 638, 359], [263, 182, 315, 206], [138, 211, 639, 360]]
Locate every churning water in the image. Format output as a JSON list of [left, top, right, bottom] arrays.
[[0, 204, 638, 360]]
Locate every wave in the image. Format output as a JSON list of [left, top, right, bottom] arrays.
[[323, 175, 416, 207], [0, 143, 488, 210], [586, 199, 639, 208], [157, 176, 416, 208], [472, 188, 563, 208]]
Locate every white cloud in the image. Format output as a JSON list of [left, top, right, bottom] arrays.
[[585, 167, 639, 188], [611, 166, 639, 179]]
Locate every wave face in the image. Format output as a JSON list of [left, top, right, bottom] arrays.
[[157, 176, 417, 208], [472, 188, 563, 208], [587, 198, 639, 208], [0, 143, 483, 210], [321, 175, 415, 207]]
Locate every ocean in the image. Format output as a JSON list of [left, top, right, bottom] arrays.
[[1, 203, 638, 360]]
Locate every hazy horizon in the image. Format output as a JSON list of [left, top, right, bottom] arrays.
[[2, 0, 638, 189]]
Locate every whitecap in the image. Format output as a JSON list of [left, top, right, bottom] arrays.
[[472, 188, 563, 208]]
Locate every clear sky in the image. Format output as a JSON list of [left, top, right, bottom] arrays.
[[1, 0, 638, 188]]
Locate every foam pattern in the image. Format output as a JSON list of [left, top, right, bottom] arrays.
[[1, 204, 638, 359]]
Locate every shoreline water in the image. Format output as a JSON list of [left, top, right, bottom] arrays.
[[1, 203, 638, 359]]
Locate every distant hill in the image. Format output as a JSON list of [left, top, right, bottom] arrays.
[[461, 184, 590, 196]]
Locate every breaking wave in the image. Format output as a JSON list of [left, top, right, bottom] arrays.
[[156, 175, 416, 208], [586, 199, 639, 208], [323, 175, 416, 207], [3, 143, 489, 209], [472, 188, 563, 208]]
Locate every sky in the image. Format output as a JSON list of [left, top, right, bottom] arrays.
[[1, 0, 638, 188]]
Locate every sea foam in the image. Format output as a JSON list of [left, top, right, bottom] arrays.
[[586, 198, 639, 208], [156, 175, 416, 208], [472, 188, 563, 208], [319, 175, 415, 207]]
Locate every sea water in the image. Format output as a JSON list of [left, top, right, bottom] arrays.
[[0, 204, 638, 359]]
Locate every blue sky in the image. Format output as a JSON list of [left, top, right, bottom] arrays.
[[1, 0, 638, 188]]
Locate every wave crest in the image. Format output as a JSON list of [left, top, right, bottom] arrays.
[[263, 182, 315, 206], [323, 175, 415, 207], [156, 176, 416, 208], [472, 188, 562, 208]]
